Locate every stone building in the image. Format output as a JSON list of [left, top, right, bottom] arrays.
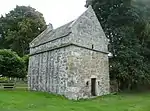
[[28, 6, 110, 100]]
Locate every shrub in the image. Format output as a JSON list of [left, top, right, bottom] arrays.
[[0, 49, 26, 78]]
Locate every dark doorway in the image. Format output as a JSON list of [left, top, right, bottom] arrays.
[[91, 78, 96, 96]]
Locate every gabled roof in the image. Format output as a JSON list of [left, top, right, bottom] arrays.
[[30, 6, 98, 48], [30, 21, 74, 47]]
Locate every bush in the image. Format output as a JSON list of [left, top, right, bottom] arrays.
[[0, 49, 26, 78]]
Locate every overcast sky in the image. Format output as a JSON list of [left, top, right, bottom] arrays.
[[0, 0, 87, 28]]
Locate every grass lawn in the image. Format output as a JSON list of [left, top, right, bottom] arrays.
[[0, 90, 150, 111]]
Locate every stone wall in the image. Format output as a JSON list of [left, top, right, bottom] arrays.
[[28, 46, 71, 95], [66, 45, 110, 99], [28, 45, 110, 100], [30, 34, 72, 55], [71, 5, 109, 53]]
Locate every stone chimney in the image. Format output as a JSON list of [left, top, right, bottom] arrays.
[[47, 23, 53, 31]]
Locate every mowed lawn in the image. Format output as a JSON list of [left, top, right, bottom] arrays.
[[0, 90, 150, 111]]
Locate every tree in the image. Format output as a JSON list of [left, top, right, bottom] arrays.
[[0, 49, 26, 78], [86, 0, 150, 90], [0, 15, 6, 49], [0, 6, 46, 56], [22, 55, 29, 72], [110, 26, 150, 90]]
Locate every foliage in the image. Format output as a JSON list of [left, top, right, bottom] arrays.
[[0, 91, 150, 111], [0, 77, 9, 83], [0, 5, 46, 56], [86, 0, 150, 90], [109, 26, 150, 90], [22, 55, 29, 72], [0, 49, 26, 78]]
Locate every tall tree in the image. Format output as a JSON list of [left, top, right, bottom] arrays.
[[0, 6, 46, 56], [86, 0, 150, 90]]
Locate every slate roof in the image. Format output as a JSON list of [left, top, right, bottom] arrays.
[[30, 20, 74, 48], [30, 6, 95, 48]]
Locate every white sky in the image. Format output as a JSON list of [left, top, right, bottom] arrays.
[[0, 0, 87, 28]]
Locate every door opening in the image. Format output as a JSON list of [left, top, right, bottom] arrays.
[[91, 78, 96, 96]]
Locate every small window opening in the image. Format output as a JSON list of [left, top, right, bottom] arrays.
[[86, 81, 89, 87], [98, 81, 100, 85], [92, 44, 94, 49]]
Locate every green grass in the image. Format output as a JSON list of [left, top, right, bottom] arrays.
[[0, 90, 150, 111]]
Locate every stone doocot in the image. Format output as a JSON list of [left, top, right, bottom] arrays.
[[28, 6, 110, 100]]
